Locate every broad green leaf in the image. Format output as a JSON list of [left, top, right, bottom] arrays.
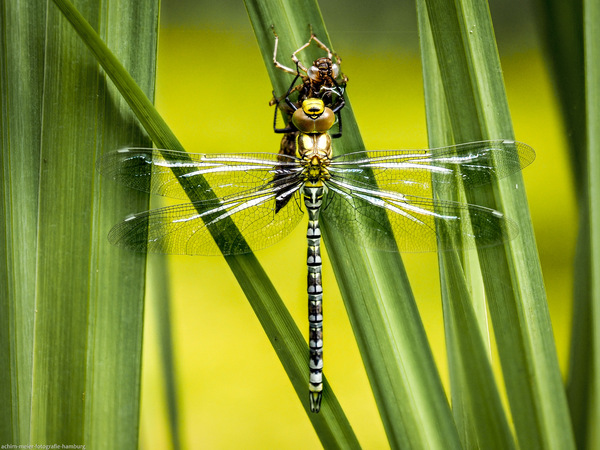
[[419, 0, 575, 448], [82, 3, 159, 447], [0, 1, 46, 443], [246, 1, 461, 448], [0, 0, 157, 447], [53, 0, 359, 446]]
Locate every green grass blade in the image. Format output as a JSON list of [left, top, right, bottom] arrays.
[[584, 0, 600, 445], [534, 0, 585, 185], [23, 0, 158, 446], [246, 1, 462, 448], [417, 4, 515, 447], [419, 0, 575, 447], [53, 0, 359, 445], [439, 252, 516, 449], [84, 3, 159, 447], [0, 2, 46, 443], [534, 1, 596, 446], [147, 254, 184, 450]]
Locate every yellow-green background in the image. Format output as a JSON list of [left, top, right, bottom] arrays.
[[139, 1, 574, 448]]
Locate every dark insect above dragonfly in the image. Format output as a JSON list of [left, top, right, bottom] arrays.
[[97, 30, 535, 413]]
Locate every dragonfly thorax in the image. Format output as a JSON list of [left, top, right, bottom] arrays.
[[291, 98, 334, 184], [304, 154, 331, 184], [297, 133, 332, 184], [296, 133, 332, 183]]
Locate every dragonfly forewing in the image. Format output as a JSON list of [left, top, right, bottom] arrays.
[[97, 148, 302, 201], [328, 140, 535, 196]]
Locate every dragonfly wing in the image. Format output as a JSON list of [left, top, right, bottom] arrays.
[[323, 178, 517, 252], [108, 183, 305, 255], [97, 148, 302, 200], [328, 140, 535, 196]]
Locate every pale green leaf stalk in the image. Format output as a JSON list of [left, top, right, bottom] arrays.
[[52, 0, 358, 446], [418, 0, 575, 448], [147, 251, 184, 450]]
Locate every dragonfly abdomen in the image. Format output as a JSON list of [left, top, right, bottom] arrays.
[[305, 185, 324, 412]]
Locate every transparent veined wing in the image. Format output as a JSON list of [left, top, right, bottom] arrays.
[[108, 182, 305, 255], [323, 177, 517, 252], [328, 140, 535, 198], [97, 148, 303, 200]]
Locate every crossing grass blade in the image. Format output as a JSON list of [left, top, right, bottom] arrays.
[[246, 1, 463, 448], [53, 0, 359, 446], [418, 0, 575, 447]]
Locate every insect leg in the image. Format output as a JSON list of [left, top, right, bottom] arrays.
[[271, 25, 299, 75]]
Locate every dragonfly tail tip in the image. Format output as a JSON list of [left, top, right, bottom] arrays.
[[309, 392, 322, 413]]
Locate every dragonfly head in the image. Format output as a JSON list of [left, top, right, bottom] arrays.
[[292, 99, 335, 134]]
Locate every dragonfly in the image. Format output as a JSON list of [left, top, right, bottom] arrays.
[[97, 94, 535, 412]]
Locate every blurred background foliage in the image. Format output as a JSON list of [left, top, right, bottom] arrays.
[[140, 0, 574, 447]]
